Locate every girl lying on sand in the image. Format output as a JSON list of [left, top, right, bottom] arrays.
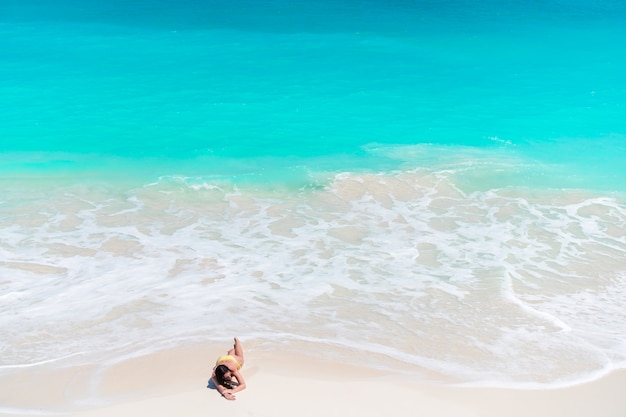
[[211, 337, 247, 400]]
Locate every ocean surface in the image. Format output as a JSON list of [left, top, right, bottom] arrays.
[[2, 0, 626, 406]]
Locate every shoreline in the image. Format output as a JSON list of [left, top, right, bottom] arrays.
[[2, 343, 626, 417]]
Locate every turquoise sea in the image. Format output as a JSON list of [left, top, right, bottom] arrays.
[[1, 0, 626, 410], [2, 0, 626, 190]]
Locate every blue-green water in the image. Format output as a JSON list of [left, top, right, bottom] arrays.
[[2, 0, 625, 190], [2, 2, 626, 409]]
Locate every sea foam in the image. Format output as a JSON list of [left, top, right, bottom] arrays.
[[1, 169, 625, 388]]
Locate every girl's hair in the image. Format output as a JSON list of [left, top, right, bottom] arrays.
[[214, 364, 237, 389]]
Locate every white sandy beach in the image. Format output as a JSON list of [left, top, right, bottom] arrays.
[[2, 343, 625, 417]]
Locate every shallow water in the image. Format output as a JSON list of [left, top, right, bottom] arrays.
[[2, 171, 625, 388]]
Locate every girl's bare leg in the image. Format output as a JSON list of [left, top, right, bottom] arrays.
[[227, 337, 244, 365], [233, 337, 243, 357]]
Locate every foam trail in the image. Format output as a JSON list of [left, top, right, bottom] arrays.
[[5, 170, 624, 388]]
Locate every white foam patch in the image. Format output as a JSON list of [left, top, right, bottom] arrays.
[[1, 170, 625, 389]]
